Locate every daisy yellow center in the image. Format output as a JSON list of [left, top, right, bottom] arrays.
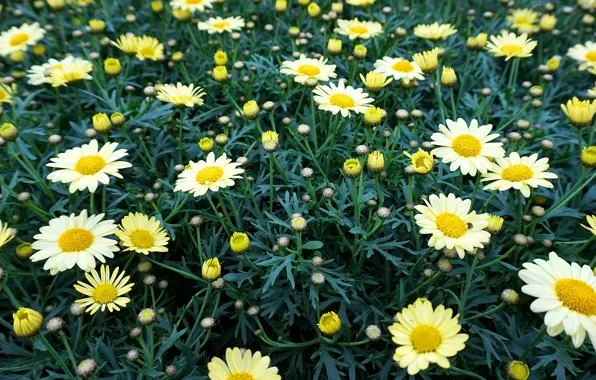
[[196, 166, 224, 184], [75, 155, 107, 175], [555, 278, 596, 316], [58, 228, 94, 252], [227, 372, 255, 380], [9, 33, 30, 46], [349, 25, 368, 34], [410, 324, 442, 353], [515, 17, 532, 25], [436, 213, 468, 238], [130, 229, 155, 249], [297, 64, 321, 76], [93, 283, 117, 304], [391, 60, 415, 72], [213, 21, 230, 29], [172, 95, 193, 105], [501, 164, 533, 182], [139, 47, 155, 56], [329, 93, 355, 108], [452, 134, 481, 157], [500, 44, 523, 56], [186, 0, 203, 3], [585, 51, 596, 62]]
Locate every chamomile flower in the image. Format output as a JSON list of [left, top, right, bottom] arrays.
[[170, 0, 213, 13], [567, 41, 596, 71], [115, 213, 169, 255], [481, 152, 558, 198], [74, 265, 134, 314], [27, 56, 76, 86], [47, 139, 132, 193], [198, 16, 245, 34], [174, 152, 244, 196], [415, 193, 490, 258], [430, 118, 505, 176], [31, 210, 119, 275], [156, 83, 206, 107], [0, 220, 14, 248], [486, 31, 537, 60], [373, 57, 425, 85], [519, 252, 596, 349], [413, 22, 457, 41], [207, 347, 281, 380], [507, 8, 540, 34], [46, 58, 94, 87], [280, 54, 337, 84], [389, 300, 469, 375], [313, 80, 374, 117], [0, 22, 46, 56], [134, 36, 164, 61], [334, 18, 383, 40]]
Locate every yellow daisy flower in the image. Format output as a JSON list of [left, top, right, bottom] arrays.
[[135, 36, 164, 61], [561, 97, 596, 127], [0, 220, 14, 248], [404, 149, 433, 174], [31, 210, 119, 275], [13, 308, 43, 338], [567, 41, 596, 71], [156, 82, 206, 108], [115, 213, 170, 255], [507, 8, 540, 34], [47, 139, 132, 193], [280, 54, 337, 84], [46, 57, 94, 87], [413, 22, 457, 41], [359, 71, 393, 93], [485, 31, 537, 60], [346, 0, 375, 7], [111, 34, 139, 55], [207, 347, 281, 380], [0, 83, 16, 104], [27, 56, 76, 86], [198, 16, 245, 34], [312, 80, 374, 117], [174, 152, 244, 196], [414, 193, 490, 258], [581, 215, 596, 235], [389, 300, 469, 375], [334, 18, 383, 40], [0, 22, 46, 56], [373, 56, 425, 85], [481, 152, 558, 198], [170, 0, 213, 13], [74, 264, 134, 314]]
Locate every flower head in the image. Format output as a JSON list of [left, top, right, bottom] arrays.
[[582, 215, 596, 235], [170, 0, 213, 13], [567, 41, 596, 72], [13, 307, 43, 338], [230, 232, 250, 254], [412, 48, 439, 74], [334, 18, 383, 40], [404, 149, 433, 174], [561, 97, 596, 127], [0, 22, 46, 56], [175, 153, 244, 196], [0, 220, 15, 248], [46, 57, 94, 87], [486, 31, 537, 60], [73, 265, 134, 314], [413, 22, 457, 41], [202, 258, 221, 280], [280, 54, 337, 84], [207, 347, 281, 380], [507, 8, 540, 34], [135, 36, 164, 61], [115, 213, 169, 255], [373, 56, 424, 85], [157, 82, 205, 108], [313, 80, 373, 117], [198, 16, 245, 34], [318, 311, 341, 336], [111, 34, 139, 55], [359, 71, 393, 93]]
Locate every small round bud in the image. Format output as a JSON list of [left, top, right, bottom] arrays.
[[77, 359, 97, 378], [312, 256, 324, 267], [311, 272, 325, 285], [247, 305, 260, 316], [190, 215, 205, 227], [322, 188, 334, 198], [143, 274, 156, 286], [129, 327, 142, 338], [377, 207, 390, 219], [513, 234, 528, 245], [423, 268, 435, 277], [297, 124, 311, 135], [45, 317, 64, 333], [277, 236, 290, 247], [290, 216, 307, 231], [501, 289, 520, 305], [138, 308, 156, 325], [365, 325, 381, 340], [70, 303, 85, 317], [234, 300, 244, 310], [165, 365, 177, 377], [438, 258, 453, 273], [158, 280, 168, 289], [200, 317, 216, 329]]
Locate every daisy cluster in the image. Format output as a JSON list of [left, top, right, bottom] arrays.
[[0, 0, 595, 379]]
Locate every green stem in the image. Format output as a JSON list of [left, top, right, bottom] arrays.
[[520, 325, 547, 360], [39, 334, 76, 380]]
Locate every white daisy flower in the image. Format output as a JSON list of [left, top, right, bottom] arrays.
[[27, 56, 76, 86], [373, 57, 425, 85], [170, 0, 213, 12], [280, 54, 337, 84], [174, 152, 244, 197], [312, 80, 374, 118], [567, 41, 596, 71], [334, 18, 383, 40], [0, 22, 46, 56], [198, 16, 245, 34]]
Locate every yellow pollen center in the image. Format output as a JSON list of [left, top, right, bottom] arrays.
[[586, 51, 596, 62], [501, 164, 533, 181], [213, 21, 230, 29], [196, 166, 224, 184], [555, 278, 596, 316], [515, 17, 532, 25], [410, 325, 442, 353], [329, 93, 355, 108], [227, 372, 255, 380], [139, 47, 155, 56], [130, 229, 155, 249], [186, 0, 203, 3], [9, 33, 30, 46], [391, 60, 415, 72], [75, 155, 107, 175], [297, 64, 321, 76], [452, 134, 481, 157], [172, 95, 193, 105], [500, 44, 523, 56], [349, 25, 369, 34], [93, 283, 117, 304], [436, 213, 468, 238], [58, 228, 94, 252]]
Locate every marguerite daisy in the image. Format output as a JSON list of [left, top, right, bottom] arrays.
[[481, 152, 558, 198], [485, 31, 537, 60], [507, 8, 540, 34], [47, 139, 132, 193], [207, 347, 281, 380], [198, 16, 245, 34], [111, 34, 138, 55], [0, 22, 46, 56], [280, 54, 337, 84], [519, 251, 596, 349], [74, 265, 134, 314], [115, 213, 169, 255], [27, 56, 76, 86], [582, 215, 596, 235], [135, 36, 164, 61], [46, 57, 94, 87], [334, 18, 383, 40], [567, 41, 596, 71], [170, 0, 213, 13], [0, 220, 14, 248], [30, 210, 119, 275], [373, 57, 425, 85], [313, 80, 374, 117], [346, 0, 375, 7], [415, 193, 490, 258], [174, 152, 244, 196], [413, 22, 457, 41], [389, 299, 469, 375], [157, 83, 206, 108], [430, 118, 505, 176]]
